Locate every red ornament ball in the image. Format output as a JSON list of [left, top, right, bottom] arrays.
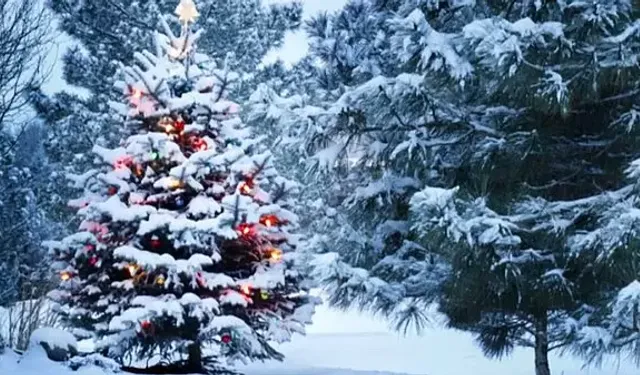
[[150, 237, 162, 249], [221, 333, 232, 344], [141, 320, 153, 332]]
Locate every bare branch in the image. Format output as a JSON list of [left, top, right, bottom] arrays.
[[0, 0, 56, 155]]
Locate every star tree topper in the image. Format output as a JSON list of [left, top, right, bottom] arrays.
[[175, 0, 199, 25]]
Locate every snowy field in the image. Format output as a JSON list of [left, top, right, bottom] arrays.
[[2, 302, 639, 375]]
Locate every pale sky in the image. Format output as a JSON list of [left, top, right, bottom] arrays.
[[42, 0, 347, 95], [263, 0, 347, 64]]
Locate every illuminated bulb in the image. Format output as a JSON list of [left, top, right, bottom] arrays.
[[236, 223, 253, 237], [132, 88, 143, 100], [175, 0, 199, 24], [168, 179, 183, 189], [133, 164, 145, 177], [260, 290, 269, 300], [260, 215, 279, 227], [127, 264, 139, 277], [115, 156, 132, 171], [269, 248, 283, 263], [240, 284, 252, 295], [191, 137, 208, 151], [159, 117, 175, 133], [175, 196, 185, 208], [196, 272, 207, 287], [60, 272, 72, 281], [239, 182, 252, 195], [155, 275, 166, 286], [175, 118, 185, 132]]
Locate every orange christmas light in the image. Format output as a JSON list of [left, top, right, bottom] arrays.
[[60, 271, 72, 281], [240, 284, 252, 295], [127, 264, 140, 277], [168, 178, 183, 190], [155, 275, 166, 286], [260, 215, 279, 227], [132, 163, 145, 177], [158, 116, 176, 133], [269, 248, 283, 263], [239, 182, 253, 195]]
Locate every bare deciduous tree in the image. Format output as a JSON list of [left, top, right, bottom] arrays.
[[0, 0, 54, 158], [0, 0, 56, 321]]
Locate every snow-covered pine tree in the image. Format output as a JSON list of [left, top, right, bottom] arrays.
[[249, 0, 464, 326], [409, 2, 640, 375], [0, 122, 57, 307], [30, 0, 302, 234], [251, 1, 640, 374], [45, 3, 316, 373]]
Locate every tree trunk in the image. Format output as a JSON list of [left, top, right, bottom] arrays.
[[187, 341, 203, 372], [534, 314, 551, 375]]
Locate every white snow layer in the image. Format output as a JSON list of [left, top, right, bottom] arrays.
[[3, 301, 640, 375]]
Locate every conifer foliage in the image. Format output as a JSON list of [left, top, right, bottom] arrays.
[[250, 1, 640, 374], [45, 3, 316, 373]]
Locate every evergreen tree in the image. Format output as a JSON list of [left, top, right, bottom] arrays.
[[31, 0, 302, 231], [0, 123, 57, 306], [46, 4, 316, 373], [250, 1, 640, 374]]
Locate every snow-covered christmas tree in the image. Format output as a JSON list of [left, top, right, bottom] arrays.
[[45, 1, 317, 373]]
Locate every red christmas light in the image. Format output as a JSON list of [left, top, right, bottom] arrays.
[[191, 137, 208, 152], [196, 272, 207, 288], [175, 118, 185, 132], [114, 155, 133, 171], [236, 223, 254, 237], [107, 186, 118, 196], [88, 256, 99, 267], [84, 244, 95, 252], [221, 332, 232, 344]]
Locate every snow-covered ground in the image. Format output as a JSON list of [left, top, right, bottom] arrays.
[[237, 303, 638, 375], [3, 301, 638, 375]]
